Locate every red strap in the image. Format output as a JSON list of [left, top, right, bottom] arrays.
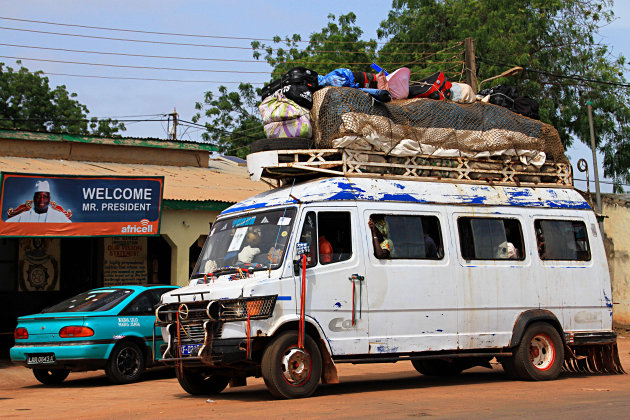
[[298, 254, 307, 349], [351, 280, 356, 326], [246, 313, 251, 359]]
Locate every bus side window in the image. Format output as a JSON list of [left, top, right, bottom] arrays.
[[317, 212, 352, 264], [370, 214, 443, 259], [457, 217, 525, 260], [535, 219, 590, 261]]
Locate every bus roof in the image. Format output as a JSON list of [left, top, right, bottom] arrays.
[[222, 177, 590, 215]]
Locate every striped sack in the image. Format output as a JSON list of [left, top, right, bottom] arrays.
[[264, 115, 312, 139], [259, 92, 310, 124]]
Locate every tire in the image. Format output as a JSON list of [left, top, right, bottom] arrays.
[[510, 322, 564, 381], [411, 359, 464, 376], [176, 368, 230, 396], [250, 138, 313, 153], [261, 331, 322, 399], [105, 341, 146, 384], [32, 368, 69, 385]]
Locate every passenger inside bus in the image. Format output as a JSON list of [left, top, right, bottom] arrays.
[[369, 217, 393, 258], [319, 235, 333, 264]]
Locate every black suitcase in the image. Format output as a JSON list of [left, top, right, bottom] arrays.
[[261, 82, 313, 109], [261, 78, 283, 100], [283, 67, 318, 91], [353, 71, 378, 88]]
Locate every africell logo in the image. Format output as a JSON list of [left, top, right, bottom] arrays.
[[121, 219, 153, 233]]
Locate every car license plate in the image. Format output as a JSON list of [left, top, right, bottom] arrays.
[[27, 353, 56, 365], [181, 344, 202, 356]]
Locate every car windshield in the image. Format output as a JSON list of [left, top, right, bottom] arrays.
[[193, 208, 297, 278], [42, 289, 134, 313]]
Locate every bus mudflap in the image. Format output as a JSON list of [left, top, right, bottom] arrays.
[[563, 342, 625, 374]]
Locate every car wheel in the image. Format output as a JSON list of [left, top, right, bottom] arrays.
[[261, 331, 322, 399], [32, 368, 69, 385], [411, 359, 464, 376], [510, 322, 564, 381], [176, 368, 230, 395], [105, 341, 145, 384]]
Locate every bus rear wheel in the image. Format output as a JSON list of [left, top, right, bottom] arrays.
[[261, 331, 322, 399], [510, 322, 564, 381]]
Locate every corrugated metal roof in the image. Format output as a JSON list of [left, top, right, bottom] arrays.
[[0, 156, 270, 203]]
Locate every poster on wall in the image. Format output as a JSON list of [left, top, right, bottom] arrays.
[[18, 238, 60, 291], [103, 237, 148, 286], [0, 173, 163, 237]]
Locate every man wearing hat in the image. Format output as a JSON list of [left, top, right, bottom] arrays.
[[7, 180, 72, 223]]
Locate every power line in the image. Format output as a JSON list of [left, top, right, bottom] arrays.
[[573, 177, 627, 187], [0, 42, 269, 63], [38, 72, 264, 84], [0, 55, 271, 74], [0, 42, 460, 65], [0, 26, 457, 56], [0, 16, 455, 46], [477, 57, 630, 89], [0, 117, 167, 123]]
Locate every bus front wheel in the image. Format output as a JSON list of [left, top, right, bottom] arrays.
[[261, 331, 322, 399]]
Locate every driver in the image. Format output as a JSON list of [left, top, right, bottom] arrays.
[[237, 228, 262, 264]]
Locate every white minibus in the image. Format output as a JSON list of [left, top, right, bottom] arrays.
[[157, 176, 623, 399]]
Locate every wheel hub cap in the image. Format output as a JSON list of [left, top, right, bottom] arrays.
[[529, 334, 554, 370], [281, 347, 311, 385]]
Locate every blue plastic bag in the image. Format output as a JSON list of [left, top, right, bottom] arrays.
[[317, 68, 358, 88]]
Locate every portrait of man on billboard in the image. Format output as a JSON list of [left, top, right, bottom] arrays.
[[6, 180, 72, 223]]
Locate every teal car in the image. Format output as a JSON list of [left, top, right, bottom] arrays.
[[10, 285, 177, 385]]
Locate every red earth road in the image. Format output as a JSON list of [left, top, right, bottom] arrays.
[[2, 336, 630, 419]]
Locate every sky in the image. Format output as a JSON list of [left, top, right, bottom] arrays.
[[2, 0, 629, 193]]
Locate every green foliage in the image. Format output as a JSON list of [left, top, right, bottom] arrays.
[[0, 61, 125, 136], [379, 0, 629, 190], [193, 13, 377, 157], [196, 3, 630, 190], [252, 13, 378, 76], [192, 83, 263, 159]]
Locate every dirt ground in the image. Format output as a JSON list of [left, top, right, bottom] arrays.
[[2, 337, 630, 420]]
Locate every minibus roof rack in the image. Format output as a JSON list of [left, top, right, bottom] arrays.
[[247, 148, 573, 188]]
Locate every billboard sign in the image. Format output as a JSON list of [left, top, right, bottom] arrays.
[[0, 173, 164, 237]]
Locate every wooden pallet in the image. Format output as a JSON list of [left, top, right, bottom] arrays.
[[249, 148, 573, 188]]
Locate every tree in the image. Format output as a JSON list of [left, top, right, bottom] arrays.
[[378, 0, 630, 190], [194, 13, 375, 157], [252, 12, 378, 76], [192, 83, 263, 159], [0, 61, 125, 136]]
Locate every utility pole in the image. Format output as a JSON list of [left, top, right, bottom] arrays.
[[464, 38, 478, 93], [168, 108, 178, 141], [587, 101, 604, 234]]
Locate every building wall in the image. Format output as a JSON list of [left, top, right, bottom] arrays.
[[161, 208, 220, 286], [602, 197, 630, 326]]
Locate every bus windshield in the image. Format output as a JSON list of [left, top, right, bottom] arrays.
[[192, 208, 297, 278]]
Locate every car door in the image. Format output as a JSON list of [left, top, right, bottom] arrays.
[[119, 288, 172, 360], [296, 206, 368, 356]]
